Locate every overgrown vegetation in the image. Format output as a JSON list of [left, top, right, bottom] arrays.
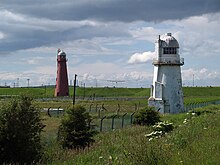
[[0, 95, 44, 164], [133, 106, 161, 125], [46, 104, 219, 165]]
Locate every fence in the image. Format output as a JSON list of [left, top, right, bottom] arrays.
[[184, 100, 220, 112], [42, 99, 220, 132], [94, 112, 136, 132], [84, 103, 138, 132], [91, 100, 220, 132]]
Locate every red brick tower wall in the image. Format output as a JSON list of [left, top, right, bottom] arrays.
[[54, 50, 69, 96]]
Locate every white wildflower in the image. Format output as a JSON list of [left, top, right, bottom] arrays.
[[145, 132, 153, 137], [149, 138, 153, 141], [183, 119, 187, 124]]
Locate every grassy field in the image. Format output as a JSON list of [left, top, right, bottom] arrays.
[[0, 86, 149, 98], [1, 86, 219, 111], [39, 104, 220, 164], [0, 86, 219, 98], [0, 87, 220, 164]]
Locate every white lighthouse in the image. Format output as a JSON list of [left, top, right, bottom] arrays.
[[148, 33, 184, 114]]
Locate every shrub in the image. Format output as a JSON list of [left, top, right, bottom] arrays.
[[58, 105, 97, 149], [0, 95, 44, 164], [134, 107, 161, 126]]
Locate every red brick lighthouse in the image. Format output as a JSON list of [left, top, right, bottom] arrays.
[[54, 49, 69, 96]]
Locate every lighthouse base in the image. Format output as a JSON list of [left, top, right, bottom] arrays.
[[148, 98, 165, 113]]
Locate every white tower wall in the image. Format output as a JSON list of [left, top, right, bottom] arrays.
[[148, 33, 184, 114]]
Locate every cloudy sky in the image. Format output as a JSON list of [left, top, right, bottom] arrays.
[[0, 0, 220, 88]]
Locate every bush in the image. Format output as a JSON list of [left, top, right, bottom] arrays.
[[134, 107, 161, 126], [0, 95, 44, 164], [58, 105, 97, 149]]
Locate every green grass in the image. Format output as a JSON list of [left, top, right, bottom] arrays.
[[183, 86, 220, 97], [1, 87, 220, 110], [1, 86, 220, 164], [39, 104, 220, 164], [75, 87, 150, 98], [1, 86, 219, 98], [0, 87, 54, 98]]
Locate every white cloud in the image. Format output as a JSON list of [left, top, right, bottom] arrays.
[[75, 70, 153, 88], [0, 9, 25, 22], [0, 9, 99, 31], [0, 32, 5, 39], [182, 68, 220, 85], [23, 57, 45, 65], [164, 13, 220, 57], [128, 51, 156, 64], [0, 72, 22, 81], [129, 26, 160, 42], [72, 61, 123, 75], [0, 71, 54, 87], [128, 13, 220, 59], [29, 66, 56, 75], [0, 7, 219, 88], [183, 68, 219, 80]]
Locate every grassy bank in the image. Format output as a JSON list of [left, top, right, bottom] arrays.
[[40, 104, 220, 164], [0, 86, 220, 98]]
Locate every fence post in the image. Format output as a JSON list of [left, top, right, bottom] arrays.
[[89, 103, 93, 112], [47, 107, 51, 117], [96, 104, 98, 112], [134, 103, 137, 111], [100, 116, 106, 132], [102, 103, 107, 111], [57, 106, 61, 115], [117, 104, 120, 116], [98, 108, 101, 118], [88, 118, 92, 129], [190, 103, 193, 110], [111, 115, 117, 130], [130, 112, 135, 124], [121, 113, 127, 128]]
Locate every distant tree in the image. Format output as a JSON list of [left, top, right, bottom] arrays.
[[134, 107, 161, 126], [0, 95, 44, 164], [58, 105, 97, 149]]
